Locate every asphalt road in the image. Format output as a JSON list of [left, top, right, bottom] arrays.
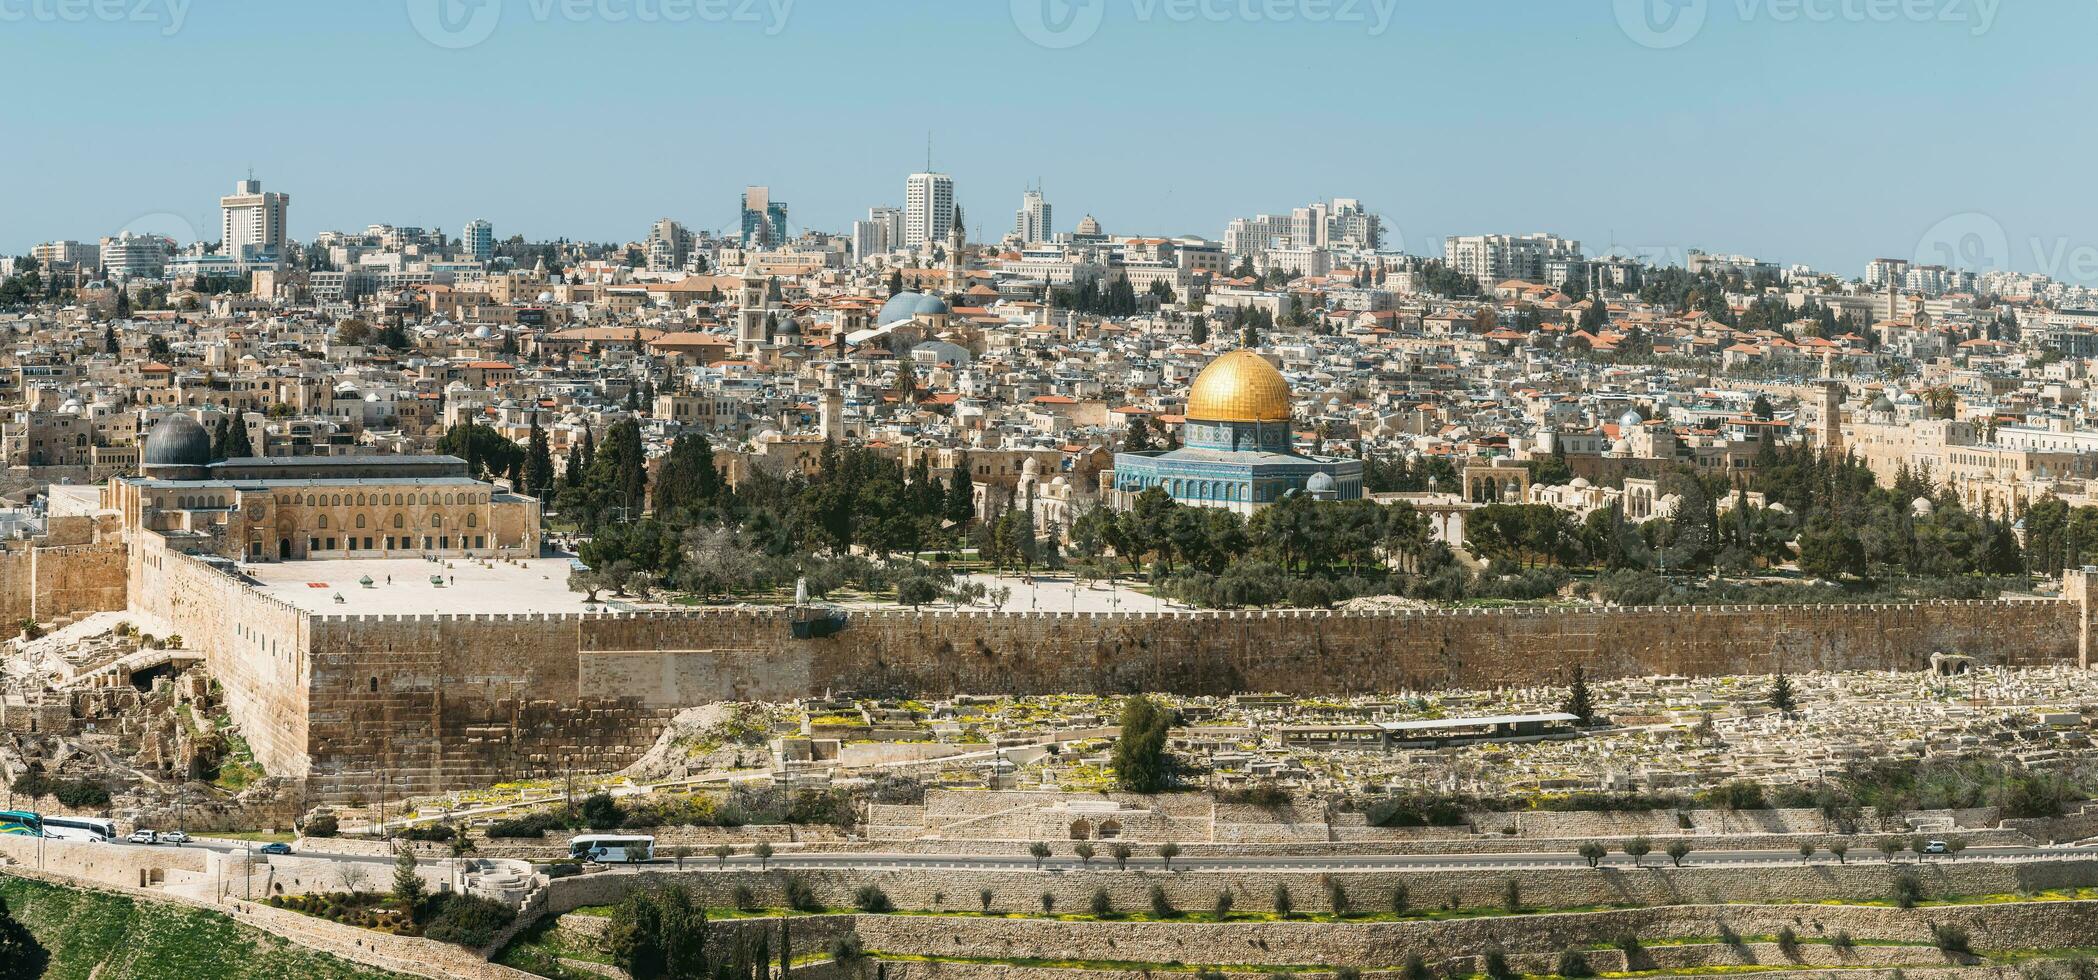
[[147, 840, 2092, 874]]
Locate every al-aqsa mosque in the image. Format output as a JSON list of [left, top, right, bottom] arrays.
[[1110, 348, 1363, 514]]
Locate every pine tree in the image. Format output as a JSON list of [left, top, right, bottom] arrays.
[[391, 844, 425, 913], [525, 417, 556, 498], [1562, 665, 1596, 726], [1769, 670, 1798, 715], [222, 413, 254, 458], [946, 451, 976, 526]]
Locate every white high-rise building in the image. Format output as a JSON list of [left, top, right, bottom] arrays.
[[646, 218, 692, 272], [219, 177, 290, 258], [855, 206, 904, 261], [462, 219, 494, 262], [1444, 233, 1584, 288], [905, 172, 955, 250], [1015, 188, 1052, 244]]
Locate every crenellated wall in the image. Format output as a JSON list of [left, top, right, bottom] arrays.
[[287, 597, 2084, 799]]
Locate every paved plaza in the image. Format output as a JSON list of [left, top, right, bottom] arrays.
[[242, 556, 605, 616]]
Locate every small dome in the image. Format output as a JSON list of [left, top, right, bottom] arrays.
[[1571, 477, 1591, 489], [878, 292, 927, 326], [1871, 395, 1896, 413], [1619, 408, 1644, 429], [141, 415, 211, 470], [1912, 497, 1936, 517], [1306, 472, 1338, 494]]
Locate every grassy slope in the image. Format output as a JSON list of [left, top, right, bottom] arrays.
[[0, 873, 413, 980]]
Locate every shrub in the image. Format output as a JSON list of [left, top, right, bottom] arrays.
[[304, 814, 340, 838], [732, 885, 758, 911], [1213, 890, 1234, 922], [1482, 947, 1514, 980], [852, 885, 893, 914], [1831, 931, 1855, 951], [486, 811, 567, 839], [1893, 871, 1925, 909], [1556, 949, 1594, 978], [420, 893, 515, 948], [782, 875, 822, 912], [1272, 883, 1293, 918], [1614, 934, 1642, 954], [1401, 954, 1431, 980], [1322, 875, 1348, 917], [52, 780, 110, 808], [828, 934, 864, 964], [1776, 926, 1800, 956], [580, 793, 624, 831], [1149, 884, 1175, 918], [1040, 892, 1056, 914], [542, 862, 582, 880], [1389, 883, 1410, 914], [400, 824, 455, 843], [1931, 923, 1971, 954], [1090, 888, 1114, 918], [1502, 879, 1523, 913]]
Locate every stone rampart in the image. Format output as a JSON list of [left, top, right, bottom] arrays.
[[0, 539, 128, 625], [287, 597, 2081, 798]]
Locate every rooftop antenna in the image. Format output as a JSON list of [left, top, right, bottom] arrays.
[[925, 132, 933, 173]]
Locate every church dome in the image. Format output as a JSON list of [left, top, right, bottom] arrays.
[[142, 415, 211, 470], [878, 292, 926, 326], [1186, 350, 1292, 424]]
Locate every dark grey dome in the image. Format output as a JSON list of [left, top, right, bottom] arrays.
[[142, 415, 211, 470]]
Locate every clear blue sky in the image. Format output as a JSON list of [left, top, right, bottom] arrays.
[[3, 0, 2092, 281]]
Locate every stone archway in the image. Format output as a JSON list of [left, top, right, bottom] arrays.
[[1097, 819, 1122, 840], [1069, 819, 1093, 840]]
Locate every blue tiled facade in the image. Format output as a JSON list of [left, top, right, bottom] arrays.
[[1112, 418, 1364, 513]]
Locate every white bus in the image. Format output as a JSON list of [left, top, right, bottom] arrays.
[[40, 816, 117, 843], [568, 834, 655, 864]]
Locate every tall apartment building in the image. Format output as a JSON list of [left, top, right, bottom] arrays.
[[462, 219, 494, 262], [905, 172, 955, 250], [1865, 257, 1910, 289], [1015, 188, 1053, 244], [852, 206, 904, 262], [220, 177, 290, 258], [1228, 200, 1378, 257], [646, 218, 693, 272], [1225, 215, 1287, 257], [1444, 233, 1584, 287], [740, 186, 789, 249]]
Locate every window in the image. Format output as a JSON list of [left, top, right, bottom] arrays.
[[465, 512, 478, 528], [317, 515, 328, 529], [355, 514, 366, 528], [393, 514, 404, 529]]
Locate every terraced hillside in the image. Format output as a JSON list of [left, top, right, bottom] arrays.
[[0, 873, 413, 980]]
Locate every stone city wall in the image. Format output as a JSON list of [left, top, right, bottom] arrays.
[[287, 598, 2080, 798], [0, 539, 127, 626], [130, 541, 313, 781]]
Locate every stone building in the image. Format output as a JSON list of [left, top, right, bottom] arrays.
[[102, 414, 540, 562]]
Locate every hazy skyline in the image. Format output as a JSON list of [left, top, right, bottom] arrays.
[[3, 0, 2093, 281]]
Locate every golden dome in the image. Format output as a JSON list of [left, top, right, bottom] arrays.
[[1185, 350, 1292, 423]]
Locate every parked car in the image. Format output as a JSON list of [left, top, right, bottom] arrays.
[[258, 842, 293, 856], [155, 830, 190, 845], [1923, 839, 1949, 854], [127, 830, 156, 844]]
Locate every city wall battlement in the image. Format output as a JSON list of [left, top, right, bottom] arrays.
[[59, 541, 2098, 800]]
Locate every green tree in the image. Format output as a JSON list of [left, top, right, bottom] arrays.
[[1769, 671, 1799, 714], [524, 417, 556, 497], [1112, 696, 1175, 793], [652, 432, 722, 519], [0, 890, 45, 980], [391, 844, 425, 913], [1562, 665, 1596, 725]]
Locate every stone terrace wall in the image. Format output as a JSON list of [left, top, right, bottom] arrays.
[[543, 859, 2098, 920], [291, 598, 2080, 799]]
